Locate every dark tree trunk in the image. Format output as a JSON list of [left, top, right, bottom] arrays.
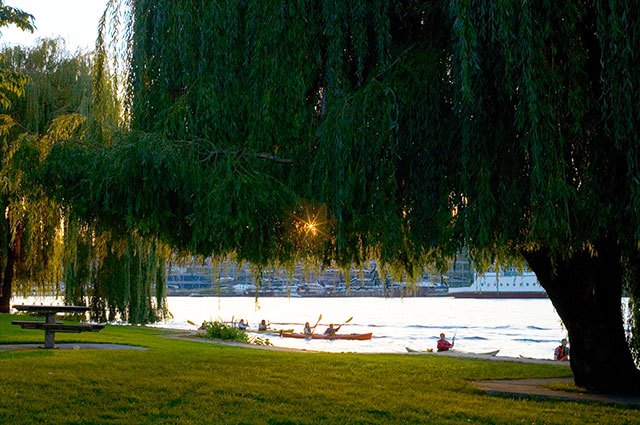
[[0, 266, 10, 313], [0, 208, 14, 314], [522, 238, 640, 394]]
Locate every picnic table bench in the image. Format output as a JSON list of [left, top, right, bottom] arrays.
[[11, 305, 105, 349]]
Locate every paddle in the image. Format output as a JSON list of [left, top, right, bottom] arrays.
[[335, 316, 353, 332], [311, 314, 322, 333], [451, 329, 457, 349]]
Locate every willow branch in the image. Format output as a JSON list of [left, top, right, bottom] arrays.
[[201, 148, 293, 164]]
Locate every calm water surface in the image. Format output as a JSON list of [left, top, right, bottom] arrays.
[[157, 296, 568, 359]]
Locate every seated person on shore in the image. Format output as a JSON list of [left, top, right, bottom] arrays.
[[554, 338, 570, 361], [303, 322, 312, 336], [437, 332, 453, 352], [258, 319, 268, 331], [324, 323, 341, 336], [237, 319, 249, 330]]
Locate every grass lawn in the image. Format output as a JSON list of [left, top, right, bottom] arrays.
[[1, 313, 638, 424]]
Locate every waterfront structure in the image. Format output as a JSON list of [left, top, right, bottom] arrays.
[[165, 254, 544, 298]]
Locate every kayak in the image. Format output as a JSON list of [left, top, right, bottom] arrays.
[[249, 329, 294, 337], [406, 347, 500, 356], [282, 332, 373, 340]]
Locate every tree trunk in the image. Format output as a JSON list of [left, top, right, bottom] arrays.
[[522, 238, 640, 394], [0, 273, 10, 313], [0, 205, 13, 314]]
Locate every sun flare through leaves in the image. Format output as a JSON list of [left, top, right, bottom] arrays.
[[294, 206, 329, 239]]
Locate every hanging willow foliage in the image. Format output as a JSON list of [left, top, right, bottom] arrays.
[[62, 216, 168, 324], [51, 0, 628, 271], [75, 0, 451, 280], [3, 39, 168, 323], [26, 1, 633, 281]]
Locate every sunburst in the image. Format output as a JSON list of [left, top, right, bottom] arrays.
[[294, 207, 328, 238]]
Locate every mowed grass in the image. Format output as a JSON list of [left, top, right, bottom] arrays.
[[1, 314, 638, 424]]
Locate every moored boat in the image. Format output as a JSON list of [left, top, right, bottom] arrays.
[[448, 270, 547, 298], [282, 332, 373, 340]]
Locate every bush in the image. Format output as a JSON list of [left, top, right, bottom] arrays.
[[200, 321, 249, 343]]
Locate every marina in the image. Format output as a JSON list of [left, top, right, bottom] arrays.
[[166, 257, 546, 298]]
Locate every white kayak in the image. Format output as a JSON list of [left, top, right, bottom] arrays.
[[406, 347, 500, 357]]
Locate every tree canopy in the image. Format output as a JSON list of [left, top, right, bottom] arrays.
[[27, 0, 640, 392], [48, 1, 638, 267], [47, 1, 459, 274]]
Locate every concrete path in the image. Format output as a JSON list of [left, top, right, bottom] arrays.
[[474, 378, 640, 405]]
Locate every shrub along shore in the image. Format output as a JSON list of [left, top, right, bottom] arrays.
[[0, 313, 638, 424]]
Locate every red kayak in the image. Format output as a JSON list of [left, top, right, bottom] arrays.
[[281, 332, 372, 340]]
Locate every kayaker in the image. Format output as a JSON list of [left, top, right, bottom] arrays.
[[303, 322, 312, 335], [324, 323, 341, 336], [554, 338, 570, 361], [437, 332, 453, 351], [258, 319, 268, 331], [237, 319, 248, 330]]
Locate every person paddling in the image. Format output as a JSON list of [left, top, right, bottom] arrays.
[[437, 332, 454, 352], [324, 323, 341, 336], [303, 322, 312, 336], [237, 319, 248, 330], [258, 319, 268, 331]]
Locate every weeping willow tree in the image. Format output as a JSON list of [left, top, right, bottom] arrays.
[[0, 41, 93, 313], [0, 0, 33, 312], [2, 38, 167, 323], [35, 1, 640, 392]]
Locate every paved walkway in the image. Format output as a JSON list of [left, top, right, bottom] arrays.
[[164, 332, 318, 352], [474, 378, 640, 405]]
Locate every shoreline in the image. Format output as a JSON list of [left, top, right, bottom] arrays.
[[162, 329, 569, 365]]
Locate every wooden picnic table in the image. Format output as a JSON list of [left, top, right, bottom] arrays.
[[11, 304, 105, 349]]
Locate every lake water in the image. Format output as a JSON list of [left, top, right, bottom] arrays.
[[155, 296, 570, 359]]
